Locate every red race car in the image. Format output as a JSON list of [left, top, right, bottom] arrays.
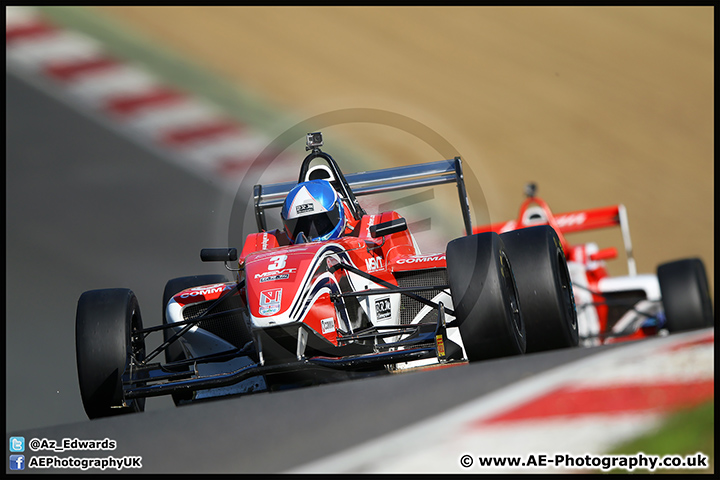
[[75, 132, 577, 419], [474, 183, 713, 346]]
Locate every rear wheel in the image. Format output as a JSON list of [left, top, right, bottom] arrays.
[[162, 274, 229, 405], [447, 232, 525, 361], [657, 258, 713, 332], [76, 288, 146, 419], [500, 225, 578, 353]]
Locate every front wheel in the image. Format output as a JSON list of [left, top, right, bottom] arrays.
[[76, 288, 146, 419], [500, 225, 578, 353], [657, 258, 713, 332], [447, 231, 525, 362]]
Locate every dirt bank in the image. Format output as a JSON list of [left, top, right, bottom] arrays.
[[92, 6, 714, 288]]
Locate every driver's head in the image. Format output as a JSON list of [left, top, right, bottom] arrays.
[[281, 180, 345, 243]]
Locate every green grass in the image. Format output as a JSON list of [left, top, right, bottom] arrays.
[[602, 400, 714, 474]]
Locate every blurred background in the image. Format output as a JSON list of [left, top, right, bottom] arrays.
[[87, 5, 714, 280], [6, 6, 713, 434]]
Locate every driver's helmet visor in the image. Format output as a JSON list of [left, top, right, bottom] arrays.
[[283, 202, 342, 242]]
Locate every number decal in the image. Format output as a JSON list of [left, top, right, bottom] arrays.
[[268, 255, 287, 271]]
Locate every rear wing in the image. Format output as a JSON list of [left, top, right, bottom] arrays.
[[253, 157, 473, 236], [476, 201, 637, 276]]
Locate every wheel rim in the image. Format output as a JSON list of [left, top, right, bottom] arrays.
[[500, 250, 523, 339], [129, 312, 145, 366], [557, 250, 577, 332], [126, 308, 146, 410]]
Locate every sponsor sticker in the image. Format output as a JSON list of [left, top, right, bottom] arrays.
[[255, 267, 297, 282], [395, 254, 445, 265], [375, 297, 392, 320], [555, 212, 588, 228], [259, 288, 282, 316], [365, 256, 384, 272], [179, 284, 228, 299], [365, 215, 377, 237], [296, 203, 314, 214], [436, 334, 446, 357], [259, 273, 290, 283], [321, 317, 336, 334]]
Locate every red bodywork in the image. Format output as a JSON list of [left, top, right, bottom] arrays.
[[234, 210, 446, 351]]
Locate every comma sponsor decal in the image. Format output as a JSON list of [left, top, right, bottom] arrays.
[[179, 284, 228, 298], [396, 254, 445, 265]]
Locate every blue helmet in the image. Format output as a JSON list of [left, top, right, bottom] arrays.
[[281, 180, 345, 243]]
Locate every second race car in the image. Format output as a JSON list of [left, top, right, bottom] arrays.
[[474, 183, 713, 346]]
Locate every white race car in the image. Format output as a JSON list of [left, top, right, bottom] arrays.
[[474, 183, 713, 347]]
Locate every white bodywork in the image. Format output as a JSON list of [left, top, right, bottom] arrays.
[[569, 242, 664, 346], [165, 291, 267, 400]]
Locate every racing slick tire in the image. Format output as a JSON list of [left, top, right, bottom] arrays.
[[657, 258, 713, 332], [162, 274, 229, 406], [76, 288, 146, 419], [499, 225, 578, 353], [447, 231, 526, 361]]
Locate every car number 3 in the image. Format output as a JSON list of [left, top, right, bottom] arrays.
[[268, 255, 287, 271]]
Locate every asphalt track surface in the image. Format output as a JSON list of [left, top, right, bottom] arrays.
[[6, 69, 230, 431], [6, 65, 620, 473]]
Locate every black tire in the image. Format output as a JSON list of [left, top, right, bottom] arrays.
[[162, 274, 229, 406], [657, 258, 713, 332], [76, 288, 146, 419], [447, 231, 526, 361], [500, 225, 578, 353]]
